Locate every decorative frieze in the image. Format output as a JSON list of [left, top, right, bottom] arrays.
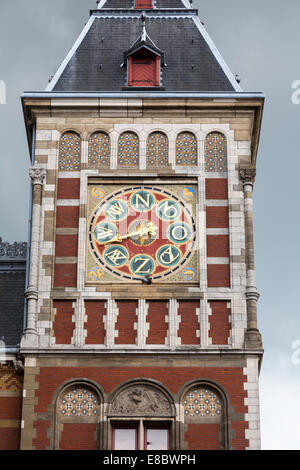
[[0, 239, 27, 259], [110, 385, 172, 416]]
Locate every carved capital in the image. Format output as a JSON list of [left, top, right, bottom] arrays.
[[13, 359, 24, 376], [29, 167, 46, 186], [239, 168, 256, 185]]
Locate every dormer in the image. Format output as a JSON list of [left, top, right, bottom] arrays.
[[135, 0, 153, 8], [123, 13, 165, 89]]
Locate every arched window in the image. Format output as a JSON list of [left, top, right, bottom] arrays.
[[55, 383, 101, 450], [59, 131, 81, 171], [108, 382, 174, 450], [205, 131, 227, 172], [176, 132, 198, 166], [146, 131, 169, 167], [182, 384, 227, 450], [88, 131, 110, 169], [118, 132, 139, 168], [183, 385, 222, 418]]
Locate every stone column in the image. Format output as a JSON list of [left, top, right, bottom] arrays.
[[21, 167, 46, 348], [239, 168, 262, 348]]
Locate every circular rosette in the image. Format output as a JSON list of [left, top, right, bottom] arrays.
[[94, 221, 118, 245], [167, 222, 192, 245], [130, 254, 155, 277], [103, 245, 129, 268]]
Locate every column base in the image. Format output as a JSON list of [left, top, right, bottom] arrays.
[[244, 328, 263, 349], [20, 329, 39, 348]]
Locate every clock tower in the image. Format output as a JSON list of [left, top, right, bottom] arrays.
[[19, 0, 264, 450]]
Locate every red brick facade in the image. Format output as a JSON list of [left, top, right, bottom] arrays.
[[115, 300, 138, 345], [0, 366, 23, 450], [60, 423, 98, 450], [31, 364, 249, 450], [53, 300, 75, 344], [178, 301, 199, 345], [84, 300, 106, 345], [208, 301, 231, 345], [146, 301, 168, 345]]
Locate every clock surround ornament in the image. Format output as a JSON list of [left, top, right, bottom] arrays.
[[87, 184, 199, 284]]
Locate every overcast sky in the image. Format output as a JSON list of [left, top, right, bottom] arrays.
[[0, 0, 299, 450]]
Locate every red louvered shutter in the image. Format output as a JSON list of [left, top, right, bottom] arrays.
[[132, 58, 156, 86], [135, 0, 153, 8]]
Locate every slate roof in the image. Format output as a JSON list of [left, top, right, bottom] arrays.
[[100, 0, 188, 8], [0, 240, 27, 348], [50, 11, 239, 93]]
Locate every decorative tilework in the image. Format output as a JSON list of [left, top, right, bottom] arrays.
[[59, 386, 99, 417], [205, 132, 227, 172], [183, 387, 222, 417], [88, 132, 110, 168], [176, 132, 198, 166], [146, 132, 169, 167], [0, 365, 22, 391], [118, 132, 139, 168], [59, 132, 81, 171]]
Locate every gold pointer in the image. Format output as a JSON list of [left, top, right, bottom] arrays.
[[98, 222, 157, 245]]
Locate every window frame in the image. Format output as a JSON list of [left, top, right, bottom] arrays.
[[110, 419, 172, 450]]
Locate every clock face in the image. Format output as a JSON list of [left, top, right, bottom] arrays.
[[87, 184, 198, 284]]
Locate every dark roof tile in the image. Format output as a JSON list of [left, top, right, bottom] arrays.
[[52, 16, 236, 92]]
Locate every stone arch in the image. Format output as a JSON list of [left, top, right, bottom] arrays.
[[53, 379, 103, 450], [108, 379, 175, 418], [204, 131, 228, 173], [176, 131, 198, 166], [118, 131, 139, 168], [88, 131, 111, 169], [106, 379, 176, 450], [146, 131, 169, 167], [179, 379, 230, 450], [58, 130, 81, 172]]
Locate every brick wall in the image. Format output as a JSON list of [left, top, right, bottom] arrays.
[[115, 301, 138, 345], [205, 178, 230, 288], [0, 365, 23, 450], [60, 423, 98, 450], [53, 300, 75, 345], [208, 301, 231, 345], [185, 423, 221, 450], [84, 300, 106, 345], [53, 177, 80, 288], [146, 301, 168, 345], [178, 301, 199, 345], [32, 365, 249, 450]]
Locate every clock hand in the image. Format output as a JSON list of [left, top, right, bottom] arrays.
[[98, 223, 157, 245]]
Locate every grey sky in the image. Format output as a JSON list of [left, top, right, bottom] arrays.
[[0, 0, 299, 450]]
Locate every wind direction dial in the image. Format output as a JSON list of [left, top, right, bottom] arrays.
[[88, 185, 198, 283]]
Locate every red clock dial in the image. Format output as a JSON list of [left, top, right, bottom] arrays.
[[88, 186, 197, 282]]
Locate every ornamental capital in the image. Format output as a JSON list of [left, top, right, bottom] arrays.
[[29, 167, 46, 186], [239, 168, 256, 185]]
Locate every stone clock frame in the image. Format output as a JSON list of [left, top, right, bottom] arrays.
[[86, 181, 199, 286]]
